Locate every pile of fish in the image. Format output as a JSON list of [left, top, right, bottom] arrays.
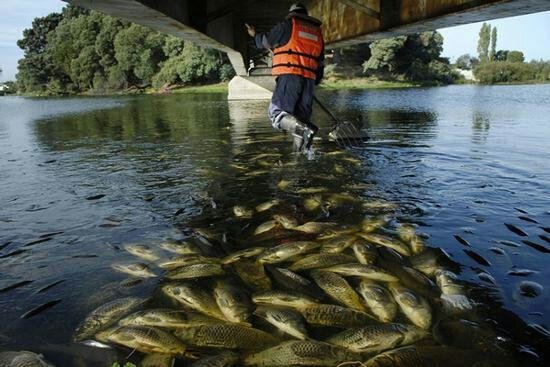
[[66, 183, 516, 367]]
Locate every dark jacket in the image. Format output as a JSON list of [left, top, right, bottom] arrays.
[[254, 13, 325, 84]]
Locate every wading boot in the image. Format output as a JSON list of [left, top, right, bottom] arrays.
[[279, 114, 317, 152]]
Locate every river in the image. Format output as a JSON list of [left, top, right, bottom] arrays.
[[0, 84, 549, 366]]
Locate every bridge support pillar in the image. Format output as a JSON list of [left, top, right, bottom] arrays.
[[227, 75, 275, 100]]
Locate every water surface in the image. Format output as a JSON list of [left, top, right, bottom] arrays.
[[0, 85, 549, 365]]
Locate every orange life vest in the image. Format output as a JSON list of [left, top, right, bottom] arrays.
[[272, 16, 324, 80]]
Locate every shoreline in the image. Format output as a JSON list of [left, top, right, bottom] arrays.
[[6, 79, 550, 98]]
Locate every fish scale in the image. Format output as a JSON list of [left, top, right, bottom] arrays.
[[310, 270, 367, 312]]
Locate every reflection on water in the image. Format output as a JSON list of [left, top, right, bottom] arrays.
[[0, 85, 549, 366]]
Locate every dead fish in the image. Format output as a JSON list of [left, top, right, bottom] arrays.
[[322, 263, 398, 282], [166, 262, 224, 280], [20, 299, 62, 319], [434, 269, 473, 311], [96, 325, 186, 355], [504, 223, 528, 237], [243, 340, 358, 366], [233, 206, 254, 218], [357, 280, 398, 322], [119, 308, 218, 328], [310, 270, 367, 312], [74, 297, 145, 341], [320, 235, 357, 253], [463, 249, 491, 266], [388, 284, 432, 329], [175, 323, 279, 351], [351, 240, 377, 265], [254, 306, 308, 340], [257, 241, 320, 264], [158, 254, 220, 270], [254, 220, 280, 235], [252, 290, 318, 310], [233, 259, 272, 292], [303, 196, 322, 211], [272, 215, 299, 229], [162, 283, 225, 320], [266, 267, 319, 298], [453, 235, 471, 247], [124, 244, 160, 261], [255, 199, 281, 212], [277, 179, 292, 191], [357, 233, 411, 256], [300, 304, 375, 328], [326, 323, 427, 354], [288, 253, 356, 272], [111, 262, 156, 278], [362, 200, 396, 211], [214, 280, 252, 324], [292, 222, 338, 234], [222, 247, 265, 265]]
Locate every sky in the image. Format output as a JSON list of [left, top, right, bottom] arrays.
[[0, 1, 549, 82]]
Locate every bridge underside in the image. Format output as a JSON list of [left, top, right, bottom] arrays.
[[65, 0, 550, 98]]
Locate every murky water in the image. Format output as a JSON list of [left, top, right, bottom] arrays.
[[0, 85, 549, 366]]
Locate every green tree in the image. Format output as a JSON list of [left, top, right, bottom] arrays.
[[495, 50, 509, 61], [490, 27, 497, 61], [455, 54, 478, 70], [507, 51, 525, 63], [477, 23, 491, 62]]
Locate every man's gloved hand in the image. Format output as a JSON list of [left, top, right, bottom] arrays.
[[245, 23, 256, 37]]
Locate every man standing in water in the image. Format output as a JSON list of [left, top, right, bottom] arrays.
[[246, 2, 325, 152]]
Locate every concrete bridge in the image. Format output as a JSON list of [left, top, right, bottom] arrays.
[[64, 0, 550, 98]]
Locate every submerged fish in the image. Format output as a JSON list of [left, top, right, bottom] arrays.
[[159, 241, 202, 255], [326, 323, 428, 354], [252, 290, 318, 310], [357, 233, 411, 256], [119, 308, 218, 328], [243, 340, 358, 366], [162, 283, 225, 320], [322, 263, 398, 282], [357, 280, 398, 322], [123, 244, 160, 261], [310, 270, 367, 312], [254, 220, 280, 235], [74, 297, 145, 341], [397, 224, 425, 254], [293, 222, 338, 234], [166, 262, 224, 280], [300, 304, 374, 328], [254, 306, 308, 340], [257, 241, 320, 264], [388, 284, 432, 329], [96, 325, 185, 355], [214, 280, 252, 324], [233, 206, 254, 218], [255, 199, 281, 212], [434, 269, 473, 311], [303, 196, 322, 211], [296, 187, 329, 194], [222, 247, 265, 265], [288, 253, 356, 271], [175, 323, 279, 351], [0, 351, 54, 367], [277, 179, 292, 191], [111, 262, 156, 278]]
